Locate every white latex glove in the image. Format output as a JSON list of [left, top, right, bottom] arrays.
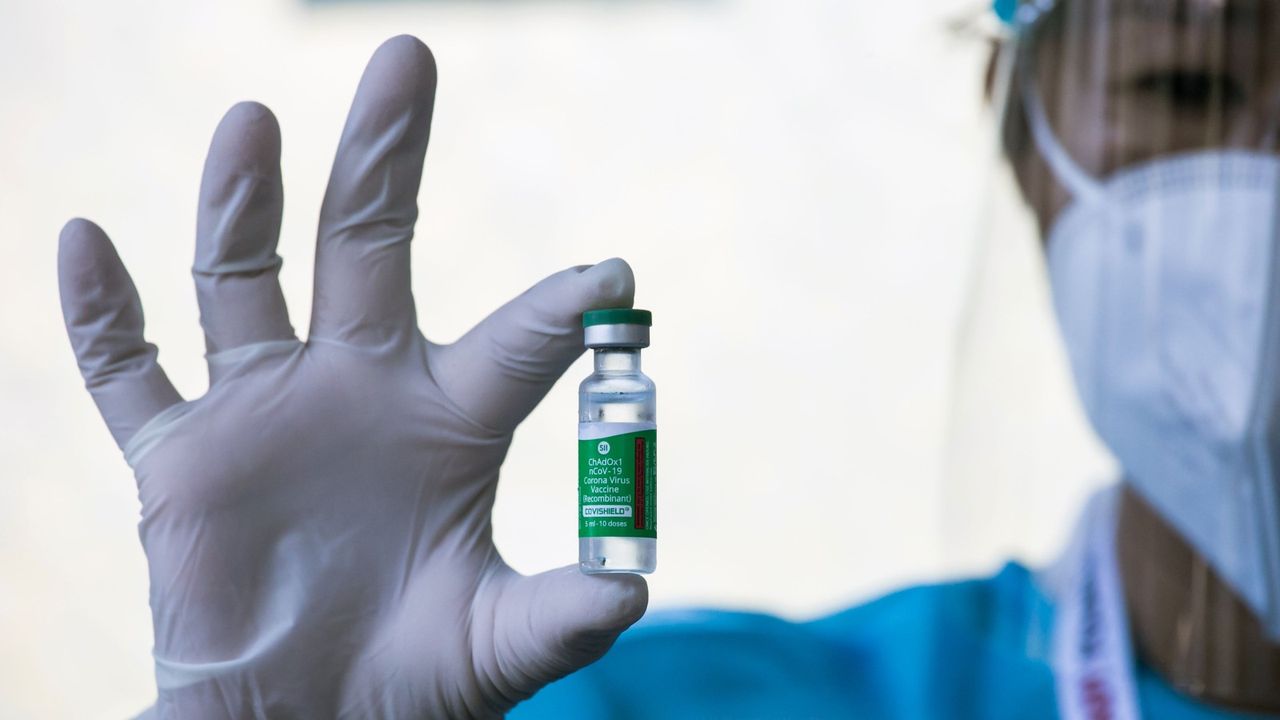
[[57, 35, 647, 718]]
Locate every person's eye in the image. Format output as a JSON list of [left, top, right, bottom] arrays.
[[1127, 70, 1246, 111]]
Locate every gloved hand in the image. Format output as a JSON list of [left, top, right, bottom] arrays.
[[57, 35, 647, 719]]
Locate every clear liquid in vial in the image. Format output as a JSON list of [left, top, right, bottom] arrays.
[[580, 351, 656, 574]]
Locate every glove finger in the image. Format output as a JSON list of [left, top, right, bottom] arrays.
[[58, 219, 183, 450], [432, 258, 635, 433], [194, 101, 295, 365], [486, 565, 648, 700], [311, 35, 437, 347]]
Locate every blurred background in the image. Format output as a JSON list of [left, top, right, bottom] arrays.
[[0, 0, 1116, 716]]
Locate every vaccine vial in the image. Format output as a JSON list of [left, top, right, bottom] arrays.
[[579, 308, 656, 574]]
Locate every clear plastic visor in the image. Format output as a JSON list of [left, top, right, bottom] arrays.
[[955, 0, 1280, 711], [1000, 0, 1280, 230]]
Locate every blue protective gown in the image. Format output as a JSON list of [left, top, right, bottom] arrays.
[[512, 563, 1269, 719]]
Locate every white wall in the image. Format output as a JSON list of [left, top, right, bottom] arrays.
[[0, 0, 1114, 716]]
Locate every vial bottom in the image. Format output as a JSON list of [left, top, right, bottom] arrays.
[[579, 537, 656, 574]]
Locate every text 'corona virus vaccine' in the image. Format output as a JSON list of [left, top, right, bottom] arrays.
[[579, 308, 656, 574]]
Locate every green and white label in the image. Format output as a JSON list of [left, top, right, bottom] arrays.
[[579, 422, 657, 538]]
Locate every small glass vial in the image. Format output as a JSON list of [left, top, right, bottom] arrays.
[[578, 308, 656, 574]]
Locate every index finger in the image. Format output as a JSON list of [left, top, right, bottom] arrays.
[[310, 35, 438, 348]]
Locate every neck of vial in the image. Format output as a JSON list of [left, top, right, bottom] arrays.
[[593, 347, 641, 373]]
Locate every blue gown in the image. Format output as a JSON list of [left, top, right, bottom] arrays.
[[512, 563, 1269, 719]]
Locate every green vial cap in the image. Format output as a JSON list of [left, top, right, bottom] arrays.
[[582, 308, 653, 328]]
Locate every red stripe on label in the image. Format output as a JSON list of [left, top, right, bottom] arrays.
[[634, 437, 646, 529]]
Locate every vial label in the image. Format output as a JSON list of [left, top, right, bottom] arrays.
[[578, 422, 657, 538]]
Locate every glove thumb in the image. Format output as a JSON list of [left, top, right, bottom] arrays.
[[485, 565, 647, 702]]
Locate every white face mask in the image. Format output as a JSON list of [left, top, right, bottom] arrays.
[[1025, 80, 1280, 640]]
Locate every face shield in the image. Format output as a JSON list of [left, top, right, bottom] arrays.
[[955, 0, 1280, 712]]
